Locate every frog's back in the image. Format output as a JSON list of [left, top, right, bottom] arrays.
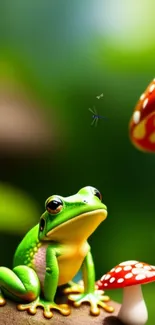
[[13, 224, 39, 267]]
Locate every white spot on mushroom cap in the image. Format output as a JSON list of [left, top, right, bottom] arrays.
[[133, 111, 141, 124], [115, 267, 122, 273], [144, 265, 152, 270], [120, 261, 138, 266], [142, 98, 148, 109], [104, 274, 111, 281], [110, 277, 115, 283], [97, 280, 103, 286], [140, 93, 145, 100], [135, 274, 146, 281], [104, 283, 108, 287], [132, 268, 146, 275], [146, 271, 155, 278], [135, 263, 144, 268], [149, 83, 155, 93], [117, 278, 124, 283], [101, 275, 106, 281], [124, 265, 132, 271], [125, 273, 133, 279]]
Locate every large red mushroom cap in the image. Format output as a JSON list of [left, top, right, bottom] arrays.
[[97, 260, 155, 290], [129, 79, 155, 152]]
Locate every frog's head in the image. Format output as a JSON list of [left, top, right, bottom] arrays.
[[38, 186, 108, 243]]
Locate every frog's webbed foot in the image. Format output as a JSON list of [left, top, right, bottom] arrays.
[[63, 280, 99, 295], [63, 280, 84, 294], [67, 290, 114, 315], [17, 297, 71, 318]]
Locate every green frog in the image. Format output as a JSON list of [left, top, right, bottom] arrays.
[[0, 186, 113, 318]]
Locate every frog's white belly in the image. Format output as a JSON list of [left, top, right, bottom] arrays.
[[33, 242, 89, 289]]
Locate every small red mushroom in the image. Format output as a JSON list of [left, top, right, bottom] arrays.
[[129, 79, 155, 152], [97, 260, 155, 325]]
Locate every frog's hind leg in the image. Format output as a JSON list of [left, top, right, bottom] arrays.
[[0, 265, 40, 305], [0, 265, 70, 318]]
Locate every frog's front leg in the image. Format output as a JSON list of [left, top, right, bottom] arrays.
[[65, 250, 114, 315], [18, 246, 70, 318]]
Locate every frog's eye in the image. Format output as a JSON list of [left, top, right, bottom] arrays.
[[46, 197, 63, 214], [94, 188, 102, 201]]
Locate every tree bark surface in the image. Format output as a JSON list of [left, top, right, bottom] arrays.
[[0, 299, 124, 325]]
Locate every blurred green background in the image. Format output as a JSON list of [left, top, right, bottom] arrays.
[[0, 0, 155, 323]]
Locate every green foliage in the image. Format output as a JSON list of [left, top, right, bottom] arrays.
[[0, 183, 40, 234]]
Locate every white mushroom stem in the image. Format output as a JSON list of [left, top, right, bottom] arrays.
[[118, 285, 148, 325]]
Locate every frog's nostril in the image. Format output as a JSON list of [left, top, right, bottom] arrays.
[[83, 200, 88, 203]]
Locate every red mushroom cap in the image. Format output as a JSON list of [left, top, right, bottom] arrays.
[[129, 79, 155, 152], [97, 260, 155, 290]]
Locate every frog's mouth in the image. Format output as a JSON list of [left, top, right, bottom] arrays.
[[45, 208, 107, 243]]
